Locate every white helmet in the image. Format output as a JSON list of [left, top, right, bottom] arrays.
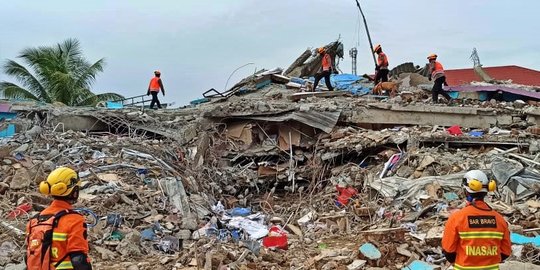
[[463, 170, 495, 193]]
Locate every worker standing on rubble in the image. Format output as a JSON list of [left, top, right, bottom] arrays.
[[147, 70, 165, 109], [312, 47, 334, 91], [25, 167, 92, 270], [442, 170, 511, 270], [373, 44, 389, 85], [427, 54, 452, 103]]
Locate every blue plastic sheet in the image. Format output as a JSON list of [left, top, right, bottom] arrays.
[[443, 192, 459, 201], [190, 98, 210, 105], [331, 74, 370, 95], [141, 228, 156, 240], [469, 131, 484, 137], [308, 74, 370, 95], [401, 260, 435, 270], [230, 207, 251, 217], [106, 101, 123, 109], [0, 124, 15, 138], [358, 243, 381, 260], [511, 232, 540, 247], [290, 77, 305, 85]]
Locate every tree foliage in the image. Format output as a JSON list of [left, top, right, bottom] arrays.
[[0, 39, 123, 106]]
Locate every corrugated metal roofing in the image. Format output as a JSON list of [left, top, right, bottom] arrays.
[[445, 65, 540, 86]]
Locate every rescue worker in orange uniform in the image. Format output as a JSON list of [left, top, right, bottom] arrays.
[[427, 54, 452, 103], [147, 70, 165, 109], [312, 47, 334, 91], [26, 167, 92, 270], [442, 170, 511, 270], [373, 44, 389, 85]]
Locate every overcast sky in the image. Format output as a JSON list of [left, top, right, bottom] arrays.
[[1, 0, 539, 106]]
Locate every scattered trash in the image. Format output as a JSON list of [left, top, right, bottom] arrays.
[[335, 185, 358, 207], [358, 243, 381, 260], [6, 203, 32, 219], [262, 225, 288, 250], [511, 232, 540, 247], [230, 207, 251, 217], [401, 260, 437, 270], [141, 228, 156, 241], [0, 39, 539, 269], [469, 130, 484, 137], [447, 125, 463, 136], [106, 213, 124, 228], [443, 192, 459, 201]]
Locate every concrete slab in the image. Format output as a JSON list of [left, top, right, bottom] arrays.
[[347, 105, 513, 129]]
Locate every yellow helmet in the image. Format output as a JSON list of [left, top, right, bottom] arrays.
[[39, 167, 80, 197], [373, 44, 381, 53], [427, 53, 437, 60]]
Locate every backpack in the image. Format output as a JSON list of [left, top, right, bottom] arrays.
[[26, 209, 79, 270]]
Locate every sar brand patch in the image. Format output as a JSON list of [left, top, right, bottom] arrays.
[[468, 215, 497, 228]]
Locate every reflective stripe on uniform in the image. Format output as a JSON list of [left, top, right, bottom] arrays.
[[454, 263, 499, 270], [459, 231, 503, 239], [53, 260, 74, 269], [52, 232, 68, 241]]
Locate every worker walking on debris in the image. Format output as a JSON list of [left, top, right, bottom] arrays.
[[312, 47, 334, 91], [26, 167, 93, 270], [147, 70, 165, 109], [442, 170, 511, 270], [427, 54, 452, 103], [373, 44, 389, 85]]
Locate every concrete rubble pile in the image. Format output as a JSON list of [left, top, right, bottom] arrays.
[[1, 44, 540, 270]]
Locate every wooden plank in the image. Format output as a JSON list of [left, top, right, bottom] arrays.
[[289, 91, 349, 101], [271, 74, 290, 84]]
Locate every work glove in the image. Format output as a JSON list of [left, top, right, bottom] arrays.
[[147, 91, 150, 96], [162, 93, 165, 97], [375, 65, 380, 71], [428, 75, 432, 81], [444, 81, 448, 86]]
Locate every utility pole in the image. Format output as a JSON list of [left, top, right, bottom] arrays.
[[354, 0, 377, 68]]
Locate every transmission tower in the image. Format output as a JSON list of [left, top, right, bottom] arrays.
[[349, 47, 358, 75], [470, 48, 481, 67]]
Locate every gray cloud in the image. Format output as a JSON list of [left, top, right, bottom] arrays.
[[1, 0, 538, 106]]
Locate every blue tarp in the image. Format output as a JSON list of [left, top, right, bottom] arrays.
[[190, 98, 210, 105], [511, 232, 540, 247], [0, 124, 15, 138], [309, 74, 371, 95], [401, 260, 436, 270], [106, 101, 123, 109], [0, 112, 17, 138]]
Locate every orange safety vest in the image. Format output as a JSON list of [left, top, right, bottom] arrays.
[[322, 53, 332, 71], [378, 52, 389, 69], [26, 200, 90, 270], [149, 77, 161, 92], [431, 61, 445, 78], [442, 200, 511, 270]]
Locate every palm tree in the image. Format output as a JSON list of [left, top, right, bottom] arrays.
[[0, 39, 123, 106]]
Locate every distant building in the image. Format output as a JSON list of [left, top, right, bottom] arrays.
[[444, 65, 540, 87]]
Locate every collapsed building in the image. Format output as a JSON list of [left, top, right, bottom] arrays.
[[1, 41, 540, 270]]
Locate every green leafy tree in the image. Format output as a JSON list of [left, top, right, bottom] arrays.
[[0, 38, 123, 106]]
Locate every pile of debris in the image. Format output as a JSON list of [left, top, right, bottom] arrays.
[[1, 41, 540, 270]]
